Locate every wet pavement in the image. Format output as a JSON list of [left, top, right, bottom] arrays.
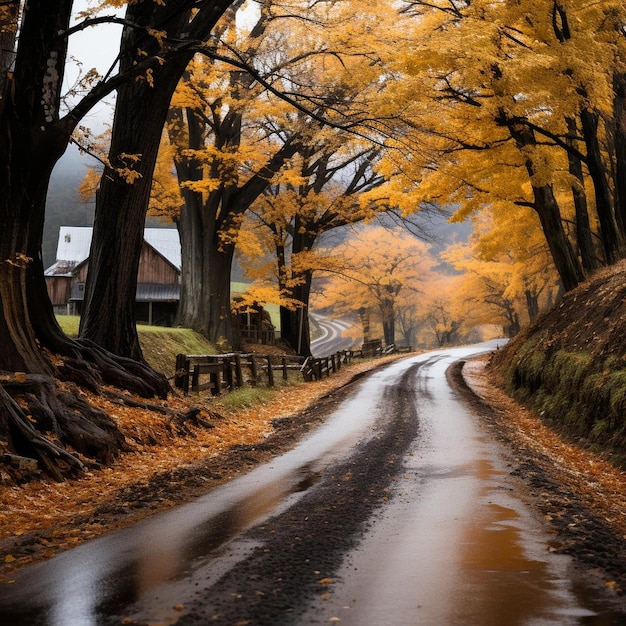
[[1, 341, 624, 625], [304, 349, 621, 625], [310, 314, 356, 357]]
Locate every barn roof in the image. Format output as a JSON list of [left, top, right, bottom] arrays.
[[44, 226, 181, 276]]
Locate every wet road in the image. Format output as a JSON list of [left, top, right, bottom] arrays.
[[310, 314, 356, 357], [0, 341, 624, 625]]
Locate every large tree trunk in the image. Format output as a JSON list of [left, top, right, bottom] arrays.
[[172, 107, 205, 329], [79, 3, 190, 360], [508, 122, 585, 291], [533, 184, 585, 291], [0, 0, 232, 480], [278, 222, 316, 356], [205, 241, 238, 349], [566, 117, 600, 273], [0, 1, 130, 478], [613, 72, 626, 235], [80, 1, 234, 360], [525, 289, 540, 321], [280, 276, 313, 357]]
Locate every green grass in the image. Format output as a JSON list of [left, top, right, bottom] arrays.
[[55, 315, 215, 377], [217, 386, 276, 410], [56, 315, 80, 337], [505, 341, 626, 465]]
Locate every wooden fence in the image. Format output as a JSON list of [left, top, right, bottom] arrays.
[[174, 342, 411, 395], [174, 352, 305, 394]]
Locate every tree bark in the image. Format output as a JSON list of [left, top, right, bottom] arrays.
[[525, 289, 540, 321], [171, 106, 205, 329], [0, 1, 236, 478], [0, 1, 135, 477], [613, 72, 626, 235], [278, 216, 317, 356], [565, 117, 600, 273], [280, 277, 313, 356]]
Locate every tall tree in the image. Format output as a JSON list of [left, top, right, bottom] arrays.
[[165, 0, 403, 351], [0, 1, 234, 477], [313, 227, 433, 346], [245, 144, 385, 354], [391, 0, 626, 292], [79, 0, 235, 359]]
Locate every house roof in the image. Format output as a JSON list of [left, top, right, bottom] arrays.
[[44, 226, 181, 276]]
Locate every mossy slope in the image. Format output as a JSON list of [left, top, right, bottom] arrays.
[[492, 261, 626, 466]]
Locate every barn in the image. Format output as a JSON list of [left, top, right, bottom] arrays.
[[45, 226, 181, 326]]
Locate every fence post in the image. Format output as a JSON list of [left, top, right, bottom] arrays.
[[249, 355, 258, 386], [210, 363, 222, 395], [191, 363, 200, 392], [266, 356, 275, 387], [282, 356, 288, 381], [234, 353, 244, 388], [174, 353, 186, 389], [223, 357, 234, 390]]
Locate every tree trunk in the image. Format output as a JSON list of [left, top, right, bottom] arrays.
[[508, 122, 585, 291], [566, 117, 600, 272], [278, 220, 316, 356], [358, 308, 372, 344], [525, 289, 540, 321], [0, 1, 135, 477], [280, 277, 313, 356], [579, 107, 624, 264], [613, 73, 626, 235], [205, 242, 238, 350], [533, 184, 584, 291], [80, 3, 191, 360], [80, 1, 234, 358], [380, 298, 395, 346], [172, 107, 205, 329]]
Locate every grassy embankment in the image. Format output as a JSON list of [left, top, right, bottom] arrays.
[[55, 316, 298, 410], [491, 262, 626, 467]]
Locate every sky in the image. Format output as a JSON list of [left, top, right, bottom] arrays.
[[64, 1, 124, 131]]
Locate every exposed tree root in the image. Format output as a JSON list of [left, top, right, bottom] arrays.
[[0, 382, 85, 482], [70, 339, 170, 399], [0, 331, 173, 481]]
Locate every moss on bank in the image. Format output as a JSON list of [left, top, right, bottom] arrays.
[[493, 262, 626, 468]]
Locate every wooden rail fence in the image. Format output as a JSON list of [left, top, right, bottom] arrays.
[[174, 352, 305, 394], [174, 342, 411, 395]]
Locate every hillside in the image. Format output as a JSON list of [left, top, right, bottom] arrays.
[[490, 261, 626, 467]]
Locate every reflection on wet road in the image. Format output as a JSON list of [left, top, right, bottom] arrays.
[[311, 351, 617, 625], [0, 341, 624, 625], [0, 355, 391, 625]]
